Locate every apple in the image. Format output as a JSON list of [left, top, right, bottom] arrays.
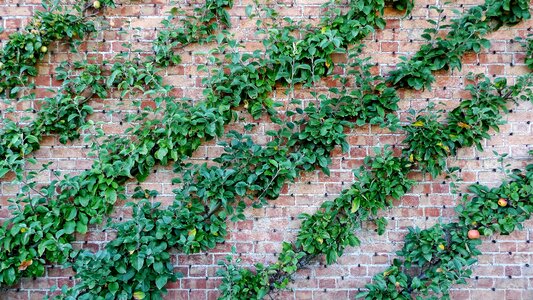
[[498, 198, 508, 207], [18, 259, 33, 271], [468, 229, 480, 239], [438, 244, 445, 251], [0, 62, 4, 70], [40, 46, 48, 53], [93, 0, 101, 9]]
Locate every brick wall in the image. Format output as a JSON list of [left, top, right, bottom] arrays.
[[1, 0, 533, 299]]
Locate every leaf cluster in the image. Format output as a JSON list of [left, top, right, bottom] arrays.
[[403, 73, 533, 178], [0, 0, 115, 98], [359, 156, 533, 299], [388, 0, 531, 90]]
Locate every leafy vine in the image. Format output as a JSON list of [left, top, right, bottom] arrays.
[[0, 57, 165, 181], [0, 0, 531, 298], [215, 72, 533, 299], [0, 0, 115, 98], [54, 52, 401, 299], [387, 0, 531, 90], [358, 157, 533, 299], [0, 0, 396, 288]]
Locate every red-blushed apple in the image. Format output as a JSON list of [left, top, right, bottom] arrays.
[[468, 229, 480, 239], [498, 198, 508, 207]]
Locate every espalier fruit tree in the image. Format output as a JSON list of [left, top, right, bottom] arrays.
[[0, 0, 531, 299]]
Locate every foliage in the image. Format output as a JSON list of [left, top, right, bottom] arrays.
[[0, 0, 115, 98], [518, 35, 533, 70], [0, 57, 164, 181], [388, 0, 414, 15], [446, 74, 532, 149], [217, 243, 306, 300], [0, 166, 94, 286], [215, 72, 533, 298], [332, 56, 400, 130], [31, 1, 401, 291], [152, 0, 234, 66], [54, 190, 179, 300], [0, 1, 236, 285], [358, 159, 533, 299], [404, 73, 533, 178], [485, 0, 531, 26], [295, 147, 413, 262], [402, 108, 452, 179], [55, 51, 401, 297], [216, 147, 414, 298], [388, 0, 531, 90], [1, 0, 531, 296]]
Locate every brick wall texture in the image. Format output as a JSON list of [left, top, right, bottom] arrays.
[[1, 0, 533, 299]]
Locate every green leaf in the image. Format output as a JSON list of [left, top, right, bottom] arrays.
[[153, 261, 164, 274], [133, 256, 144, 271], [235, 182, 248, 197], [155, 147, 168, 161], [65, 207, 77, 221], [109, 282, 119, 294], [76, 221, 88, 234], [156, 276, 168, 290], [105, 188, 118, 204], [245, 5, 253, 17], [64, 221, 76, 234], [0, 168, 9, 178], [351, 198, 360, 213]]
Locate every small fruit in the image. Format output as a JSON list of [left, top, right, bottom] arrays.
[[93, 0, 101, 9], [468, 229, 480, 239], [30, 29, 40, 35], [498, 198, 508, 207], [438, 244, 445, 251], [0, 62, 3, 70], [40, 46, 48, 53], [18, 259, 33, 271], [412, 120, 424, 127], [436, 267, 443, 273], [133, 291, 145, 300]]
